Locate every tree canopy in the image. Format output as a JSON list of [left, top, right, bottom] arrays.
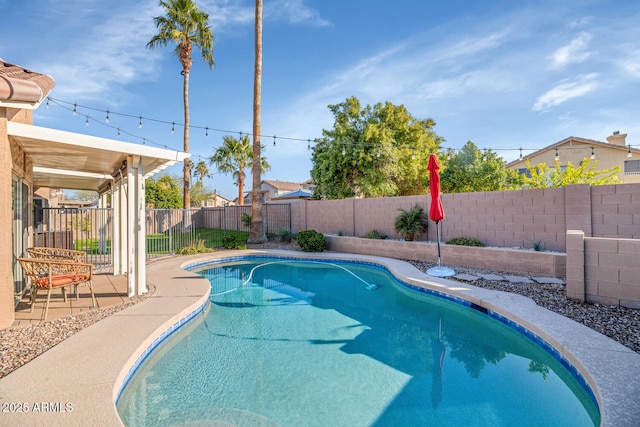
[[311, 97, 443, 199], [145, 175, 182, 208], [440, 141, 523, 193], [522, 159, 620, 188]]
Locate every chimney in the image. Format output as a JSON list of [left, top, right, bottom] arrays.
[[606, 131, 627, 146]]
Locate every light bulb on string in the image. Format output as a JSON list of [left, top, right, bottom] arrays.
[[85, 115, 89, 126], [273, 135, 277, 147], [205, 127, 209, 138], [307, 139, 311, 150], [46, 98, 50, 109], [73, 103, 77, 116], [555, 147, 559, 161], [342, 145, 346, 156], [628, 145, 633, 158], [171, 122, 175, 134], [117, 128, 121, 138], [591, 146, 595, 160], [138, 116, 143, 128], [519, 148, 523, 160], [106, 110, 110, 123]]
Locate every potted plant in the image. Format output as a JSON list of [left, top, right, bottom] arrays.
[[394, 204, 427, 241]]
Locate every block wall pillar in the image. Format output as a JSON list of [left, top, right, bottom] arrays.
[[566, 230, 586, 301]]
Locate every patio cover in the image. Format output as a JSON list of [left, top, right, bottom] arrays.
[[7, 121, 190, 296]]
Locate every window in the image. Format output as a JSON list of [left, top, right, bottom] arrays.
[[517, 168, 531, 178], [624, 160, 640, 174]]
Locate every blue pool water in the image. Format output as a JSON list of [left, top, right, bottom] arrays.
[[117, 257, 600, 426]]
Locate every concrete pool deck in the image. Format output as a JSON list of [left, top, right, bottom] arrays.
[[0, 250, 638, 426]]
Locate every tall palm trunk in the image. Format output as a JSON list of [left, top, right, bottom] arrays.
[[249, 0, 266, 243], [183, 67, 191, 209]]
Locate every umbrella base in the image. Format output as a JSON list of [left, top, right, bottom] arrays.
[[426, 266, 456, 277]]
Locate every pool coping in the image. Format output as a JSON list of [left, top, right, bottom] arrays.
[[0, 249, 638, 426]]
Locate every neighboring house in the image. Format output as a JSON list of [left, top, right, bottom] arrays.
[[506, 132, 640, 184], [261, 179, 314, 202], [201, 190, 235, 207], [1, 59, 189, 329]]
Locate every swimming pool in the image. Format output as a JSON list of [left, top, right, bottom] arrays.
[[117, 256, 600, 426]]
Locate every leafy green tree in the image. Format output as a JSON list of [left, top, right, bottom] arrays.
[[189, 180, 212, 207], [311, 97, 443, 199], [440, 141, 523, 193], [522, 159, 620, 188], [209, 134, 270, 205], [147, 0, 215, 209], [146, 175, 183, 208]]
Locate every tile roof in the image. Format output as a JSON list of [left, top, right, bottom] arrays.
[[0, 59, 55, 104]]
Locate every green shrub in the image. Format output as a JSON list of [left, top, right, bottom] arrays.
[[394, 204, 428, 241], [297, 229, 327, 252], [446, 237, 485, 247], [277, 228, 297, 243], [221, 235, 246, 249], [241, 213, 251, 229], [362, 230, 387, 239], [177, 239, 213, 255]]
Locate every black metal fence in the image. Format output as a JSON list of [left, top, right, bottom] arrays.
[[34, 204, 292, 269]]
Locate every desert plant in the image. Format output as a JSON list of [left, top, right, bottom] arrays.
[[394, 204, 427, 241], [277, 228, 297, 243], [532, 239, 545, 251], [177, 239, 214, 255], [446, 237, 485, 247], [297, 229, 327, 252], [362, 230, 387, 239]]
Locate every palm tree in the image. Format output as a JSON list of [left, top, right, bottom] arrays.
[[250, 0, 266, 243], [147, 0, 214, 209], [209, 134, 270, 205], [194, 160, 209, 183]]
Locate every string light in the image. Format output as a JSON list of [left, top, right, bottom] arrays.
[[342, 145, 346, 156], [44, 97, 639, 162]]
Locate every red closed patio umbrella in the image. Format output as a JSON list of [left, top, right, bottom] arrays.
[[427, 154, 455, 277]]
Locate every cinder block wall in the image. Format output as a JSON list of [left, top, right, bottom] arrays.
[[284, 183, 640, 254], [585, 237, 640, 308]]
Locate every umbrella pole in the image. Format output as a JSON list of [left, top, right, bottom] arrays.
[[436, 221, 442, 268]]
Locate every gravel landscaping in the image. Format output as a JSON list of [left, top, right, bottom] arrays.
[[1, 242, 638, 380]]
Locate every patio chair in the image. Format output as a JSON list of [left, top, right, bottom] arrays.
[[18, 258, 97, 321], [27, 247, 87, 263]]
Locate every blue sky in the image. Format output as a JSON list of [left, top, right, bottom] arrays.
[[2, 0, 640, 200]]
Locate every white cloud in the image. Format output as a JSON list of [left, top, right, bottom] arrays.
[[549, 32, 592, 69], [267, 0, 331, 26], [532, 73, 599, 112]]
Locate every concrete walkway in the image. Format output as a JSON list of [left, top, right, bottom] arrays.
[[0, 250, 638, 426]]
